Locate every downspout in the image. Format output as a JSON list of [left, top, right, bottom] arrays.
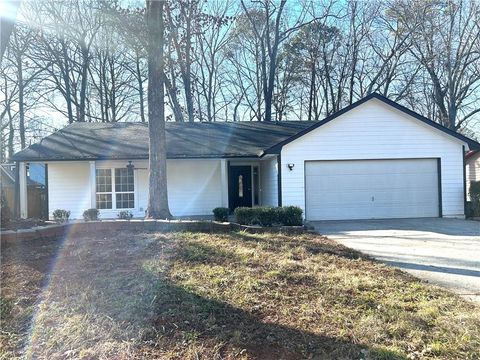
[[277, 154, 282, 207]]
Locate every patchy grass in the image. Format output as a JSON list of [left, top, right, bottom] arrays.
[[1, 231, 479, 359]]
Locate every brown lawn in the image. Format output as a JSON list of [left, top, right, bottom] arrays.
[[1, 230, 479, 359]]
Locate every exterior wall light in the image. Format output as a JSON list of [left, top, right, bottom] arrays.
[[287, 163, 295, 171]]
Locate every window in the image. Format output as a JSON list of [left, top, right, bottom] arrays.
[[96, 169, 112, 209], [115, 168, 134, 192], [96, 193, 112, 209], [116, 193, 134, 209], [95, 167, 135, 210], [238, 175, 244, 198], [115, 168, 135, 209]]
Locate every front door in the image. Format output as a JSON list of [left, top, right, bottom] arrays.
[[229, 166, 252, 210]]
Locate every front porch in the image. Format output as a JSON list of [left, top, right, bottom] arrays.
[[16, 156, 281, 220]]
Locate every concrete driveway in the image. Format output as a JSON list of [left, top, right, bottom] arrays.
[[311, 218, 480, 303]]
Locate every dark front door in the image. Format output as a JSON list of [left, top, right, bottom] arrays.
[[229, 166, 252, 210]]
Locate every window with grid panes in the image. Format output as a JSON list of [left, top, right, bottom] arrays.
[[115, 168, 135, 208], [96, 169, 112, 209]]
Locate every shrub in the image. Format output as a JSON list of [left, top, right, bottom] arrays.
[[1, 189, 11, 226], [118, 210, 133, 220], [256, 206, 279, 226], [213, 207, 229, 222], [83, 208, 99, 221], [52, 209, 70, 223], [277, 206, 303, 226], [234, 206, 303, 227], [234, 207, 256, 225], [469, 181, 480, 217]]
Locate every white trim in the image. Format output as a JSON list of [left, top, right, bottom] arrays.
[[89, 161, 96, 208], [19, 162, 28, 218], [220, 159, 228, 207]]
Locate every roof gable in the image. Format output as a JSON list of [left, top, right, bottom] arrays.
[[264, 93, 480, 154]]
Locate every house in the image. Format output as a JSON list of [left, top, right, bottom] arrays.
[[466, 150, 480, 199], [12, 94, 480, 221]]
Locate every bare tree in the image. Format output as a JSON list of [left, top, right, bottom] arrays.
[[146, 0, 171, 219], [391, 0, 480, 130], [194, 0, 233, 122], [27, 0, 101, 123], [165, 0, 205, 122], [239, 0, 333, 121]]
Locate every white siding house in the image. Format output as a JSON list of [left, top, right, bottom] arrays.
[[13, 94, 479, 221]]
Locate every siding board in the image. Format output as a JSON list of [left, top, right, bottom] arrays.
[[260, 157, 278, 206]]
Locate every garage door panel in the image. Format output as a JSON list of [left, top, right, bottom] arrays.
[[311, 174, 436, 191], [305, 159, 439, 220]]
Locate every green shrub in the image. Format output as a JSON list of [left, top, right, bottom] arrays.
[[83, 208, 99, 221], [118, 210, 133, 220], [469, 181, 480, 217], [52, 209, 70, 223], [277, 206, 303, 226], [234, 207, 256, 225], [256, 206, 279, 226], [213, 207, 229, 222], [1, 189, 11, 226], [234, 206, 303, 227]]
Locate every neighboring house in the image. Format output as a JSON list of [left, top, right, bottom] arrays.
[[466, 150, 480, 200], [1, 163, 47, 218], [12, 94, 480, 221], [0, 164, 17, 213]]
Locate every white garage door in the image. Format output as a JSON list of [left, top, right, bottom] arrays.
[[305, 159, 439, 220]]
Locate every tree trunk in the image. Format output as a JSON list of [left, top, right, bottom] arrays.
[[78, 39, 89, 122], [135, 51, 146, 122], [61, 40, 75, 123], [146, 0, 171, 219], [308, 61, 315, 122], [7, 107, 14, 161], [164, 72, 185, 122], [184, 7, 194, 122], [15, 51, 26, 149]]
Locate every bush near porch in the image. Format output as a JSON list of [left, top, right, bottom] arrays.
[[1, 230, 479, 359], [234, 206, 303, 226]]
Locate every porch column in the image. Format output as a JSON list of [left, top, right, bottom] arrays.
[[19, 162, 28, 219], [220, 160, 228, 208], [89, 161, 96, 208]]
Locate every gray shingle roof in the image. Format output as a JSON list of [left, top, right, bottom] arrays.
[[13, 121, 317, 161]]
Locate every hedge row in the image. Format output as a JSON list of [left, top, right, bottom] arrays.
[[233, 206, 303, 227]]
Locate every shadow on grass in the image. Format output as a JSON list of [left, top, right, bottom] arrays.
[[146, 278, 401, 359], [229, 231, 366, 260], [5, 231, 407, 359]]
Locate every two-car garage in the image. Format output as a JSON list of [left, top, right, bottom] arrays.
[[304, 159, 440, 220]]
